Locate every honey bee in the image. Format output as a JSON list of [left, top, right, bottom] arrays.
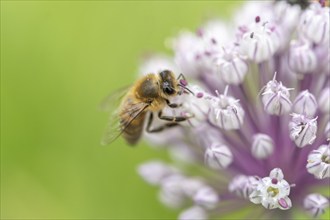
[[101, 70, 194, 145]]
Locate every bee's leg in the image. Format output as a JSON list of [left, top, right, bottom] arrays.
[[165, 99, 182, 108], [158, 110, 192, 122], [146, 112, 179, 133]]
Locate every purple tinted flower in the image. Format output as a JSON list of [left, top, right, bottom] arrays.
[[209, 87, 245, 130], [307, 144, 330, 179], [288, 40, 317, 74], [238, 21, 280, 63], [204, 143, 233, 170], [137, 160, 177, 185], [193, 186, 219, 209], [299, 2, 330, 45], [318, 87, 330, 114], [137, 1, 330, 219], [261, 75, 292, 115], [215, 47, 248, 85], [179, 206, 208, 220], [292, 90, 318, 116], [229, 175, 260, 199], [303, 193, 330, 218], [289, 113, 317, 148], [251, 133, 274, 159], [249, 168, 292, 210]]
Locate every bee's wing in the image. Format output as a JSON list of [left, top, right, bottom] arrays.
[[99, 85, 132, 112], [100, 87, 150, 145]]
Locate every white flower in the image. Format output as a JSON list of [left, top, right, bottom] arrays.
[[159, 175, 186, 208], [137, 161, 177, 185], [215, 47, 248, 85], [181, 178, 206, 198], [209, 86, 245, 130], [289, 114, 318, 148], [318, 87, 330, 114], [181, 85, 212, 127], [307, 144, 330, 179], [273, 1, 301, 32], [249, 168, 292, 210], [204, 143, 233, 170], [251, 134, 274, 159], [179, 206, 208, 220], [261, 75, 292, 115], [138, 54, 179, 76], [299, 2, 330, 45], [194, 186, 219, 209], [325, 121, 330, 139], [239, 21, 280, 63], [171, 31, 205, 77], [288, 40, 317, 74], [304, 193, 330, 218], [292, 90, 318, 116], [229, 175, 260, 199], [198, 19, 232, 53]]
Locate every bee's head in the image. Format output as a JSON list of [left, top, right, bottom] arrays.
[[158, 70, 178, 96]]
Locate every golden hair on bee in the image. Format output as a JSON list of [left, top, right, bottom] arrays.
[[101, 70, 193, 146]]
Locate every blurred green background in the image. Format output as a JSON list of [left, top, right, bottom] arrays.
[[1, 1, 239, 219]]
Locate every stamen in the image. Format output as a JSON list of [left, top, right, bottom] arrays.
[[180, 79, 188, 87], [271, 178, 278, 184], [196, 92, 204, 98], [255, 16, 260, 23], [278, 198, 289, 209]]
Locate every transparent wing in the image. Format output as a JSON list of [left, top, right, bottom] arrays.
[[100, 94, 150, 145], [99, 85, 132, 112]]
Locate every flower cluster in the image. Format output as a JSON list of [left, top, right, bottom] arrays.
[[137, 1, 329, 219]]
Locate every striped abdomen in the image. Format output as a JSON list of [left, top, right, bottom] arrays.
[[121, 112, 146, 145]]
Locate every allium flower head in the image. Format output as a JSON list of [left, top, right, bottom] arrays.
[[137, 1, 330, 219]]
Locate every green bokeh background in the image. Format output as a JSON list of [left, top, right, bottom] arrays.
[[1, 1, 239, 219]]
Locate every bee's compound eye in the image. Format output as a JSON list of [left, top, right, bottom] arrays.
[[163, 83, 175, 95], [159, 70, 171, 79]]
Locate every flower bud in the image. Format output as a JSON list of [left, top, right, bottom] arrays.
[[307, 144, 330, 179], [274, 1, 301, 32], [288, 41, 317, 74], [304, 193, 330, 218], [251, 133, 274, 159], [193, 186, 219, 209], [205, 143, 233, 170], [293, 90, 318, 116], [289, 114, 317, 148], [299, 2, 330, 45], [269, 167, 284, 181], [179, 206, 208, 220], [171, 31, 204, 78], [239, 21, 280, 63], [262, 76, 292, 115], [198, 19, 232, 53], [318, 87, 330, 114], [182, 178, 206, 198], [215, 48, 248, 85], [229, 175, 260, 199], [138, 161, 177, 185], [209, 87, 245, 130], [325, 121, 330, 139], [139, 54, 179, 76], [181, 85, 212, 127], [159, 175, 186, 208]]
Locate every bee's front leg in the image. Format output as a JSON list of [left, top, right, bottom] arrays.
[[158, 110, 192, 122], [165, 99, 182, 108], [146, 112, 178, 133]]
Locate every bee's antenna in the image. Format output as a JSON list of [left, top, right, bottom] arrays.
[[178, 84, 195, 95]]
